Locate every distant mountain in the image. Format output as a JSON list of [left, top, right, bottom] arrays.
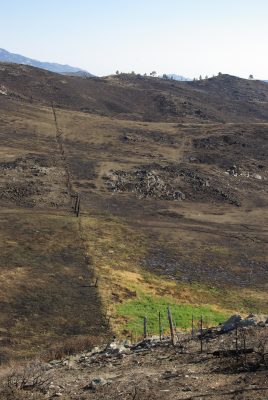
[[162, 73, 192, 81], [0, 48, 94, 76]]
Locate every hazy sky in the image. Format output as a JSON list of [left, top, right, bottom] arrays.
[[1, 0, 268, 78]]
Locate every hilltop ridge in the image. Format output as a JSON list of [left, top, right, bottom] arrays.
[[1, 63, 268, 122]]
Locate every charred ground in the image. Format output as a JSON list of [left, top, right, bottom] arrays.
[[0, 64, 267, 361]]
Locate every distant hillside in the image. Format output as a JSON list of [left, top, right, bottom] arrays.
[[0, 48, 94, 76], [1, 64, 268, 123]]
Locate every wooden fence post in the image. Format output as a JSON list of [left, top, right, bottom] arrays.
[[200, 315, 203, 353], [167, 306, 176, 346], [76, 195, 81, 217], [143, 316, 147, 340], [235, 323, 239, 363], [158, 311, 162, 341], [191, 314, 194, 337], [74, 194, 78, 211]]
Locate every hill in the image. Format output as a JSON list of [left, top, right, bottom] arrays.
[[0, 48, 93, 76], [1, 64, 268, 122], [0, 63, 267, 362]]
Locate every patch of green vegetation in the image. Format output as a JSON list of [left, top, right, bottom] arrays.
[[116, 295, 228, 336], [83, 215, 268, 340]]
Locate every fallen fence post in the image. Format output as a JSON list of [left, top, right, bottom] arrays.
[[94, 277, 99, 287], [167, 306, 176, 346]]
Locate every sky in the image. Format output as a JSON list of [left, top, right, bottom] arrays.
[[1, 0, 268, 79]]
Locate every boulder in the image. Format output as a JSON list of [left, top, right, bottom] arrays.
[[220, 315, 242, 333], [243, 313, 267, 327], [220, 314, 268, 333]]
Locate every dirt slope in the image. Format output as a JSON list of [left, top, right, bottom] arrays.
[[0, 64, 267, 361], [1, 63, 268, 122], [1, 326, 268, 400]]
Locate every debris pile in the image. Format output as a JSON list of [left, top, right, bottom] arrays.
[[104, 166, 186, 201], [104, 163, 240, 205]]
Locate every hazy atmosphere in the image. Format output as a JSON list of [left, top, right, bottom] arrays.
[[1, 0, 268, 78]]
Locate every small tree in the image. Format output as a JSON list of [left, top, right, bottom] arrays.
[[162, 74, 168, 79], [116, 70, 119, 75], [199, 75, 202, 80], [249, 74, 254, 80], [150, 71, 157, 77], [218, 72, 222, 76]]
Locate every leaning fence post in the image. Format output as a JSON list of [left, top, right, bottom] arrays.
[[76, 195, 81, 217], [143, 316, 147, 340], [167, 306, 176, 346]]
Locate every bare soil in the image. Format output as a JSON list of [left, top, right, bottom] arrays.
[[0, 65, 267, 365], [1, 326, 268, 400]]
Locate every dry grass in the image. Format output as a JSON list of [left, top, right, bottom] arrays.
[[0, 211, 108, 360], [80, 215, 268, 336], [0, 75, 267, 361]]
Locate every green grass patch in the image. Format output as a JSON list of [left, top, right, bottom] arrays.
[[116, 295, 228, 336]]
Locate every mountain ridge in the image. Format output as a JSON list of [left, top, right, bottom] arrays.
[[0, 48, 94, 76]]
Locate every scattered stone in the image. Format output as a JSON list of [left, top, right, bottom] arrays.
[[252, 173, 262, 180], [50, 360, 62, 366], [83, 377, 108, 391], [227, 165, 239, 176], [104, 163, 240, 205]]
